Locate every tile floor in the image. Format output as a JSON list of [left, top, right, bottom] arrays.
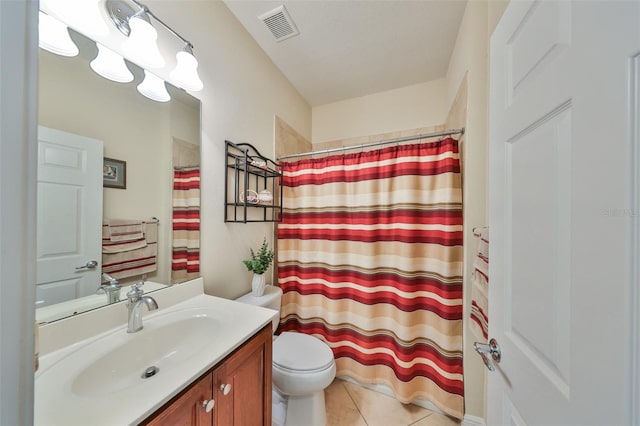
[[324, 379, 460, 426]]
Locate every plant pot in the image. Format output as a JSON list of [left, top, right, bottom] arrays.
[[251, 273, 266, 296]]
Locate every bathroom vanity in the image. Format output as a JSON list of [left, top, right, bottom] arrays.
[[35, 279, 276, 425], [143, 324, 271, 425]]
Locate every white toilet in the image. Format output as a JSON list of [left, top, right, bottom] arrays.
[[236, 285, 336, 426]]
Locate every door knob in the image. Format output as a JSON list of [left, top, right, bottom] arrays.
[[220, 383, 231, 395], [76, 260, 98, 270], [474, 338, 501, 371], [202, 399, 215, 413]]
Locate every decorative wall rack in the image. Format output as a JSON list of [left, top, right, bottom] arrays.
[[224, 140, 282, 223]]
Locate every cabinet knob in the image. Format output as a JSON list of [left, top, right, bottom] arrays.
[[202, 399, 215, 413], [220, 383, 232, 396]]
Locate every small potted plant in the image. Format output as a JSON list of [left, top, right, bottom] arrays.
[[242, 238, 274, 296]]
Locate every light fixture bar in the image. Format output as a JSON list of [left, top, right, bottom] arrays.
[[111, 0, 194, 52], [134, 2, 190, 47]]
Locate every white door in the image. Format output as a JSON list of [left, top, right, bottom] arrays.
[[488, 1, 639, 424], [36, 126, 103, 308]]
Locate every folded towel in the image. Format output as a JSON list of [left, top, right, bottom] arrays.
[[470, 227, 489, 341], [102, 220, 159, 279], [105, 219, 144, 242], [102, 243, 157, 279], [102, 239, 147, 254]]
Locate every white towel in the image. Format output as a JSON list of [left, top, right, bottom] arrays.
[[470, 227, 489, 341]]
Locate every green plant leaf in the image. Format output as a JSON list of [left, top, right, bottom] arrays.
[[242, 238, 274, 275]]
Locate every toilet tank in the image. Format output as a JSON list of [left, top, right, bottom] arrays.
[[235, 285, 282, 332]]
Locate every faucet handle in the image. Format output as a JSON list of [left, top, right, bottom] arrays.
[[132, 274, 147, 290], [127, 281, 145, 300], [101, 273, 119, 286], [126, 274, 148, 301]]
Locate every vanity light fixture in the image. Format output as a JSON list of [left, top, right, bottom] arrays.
[[90, 43, 134, 83], [137, 70, 171, 103], [170, 44, 204, 92], [38, 0, 204, 103], [38, 11, 79, 57]]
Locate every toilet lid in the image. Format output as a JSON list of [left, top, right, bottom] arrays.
[[273, 332, 334, 372]]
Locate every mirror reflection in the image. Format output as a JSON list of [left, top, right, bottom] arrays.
[[36, 29, 201, 324]]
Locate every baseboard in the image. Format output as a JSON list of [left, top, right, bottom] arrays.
[[461, 414, 486, 426]]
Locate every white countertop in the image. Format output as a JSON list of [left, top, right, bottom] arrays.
[[35, 292, 277, 425]]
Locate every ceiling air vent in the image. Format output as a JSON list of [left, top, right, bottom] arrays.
[[258, 5, 299, 42]]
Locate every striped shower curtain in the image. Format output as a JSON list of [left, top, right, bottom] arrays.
[[172, 167, 201, 283], [277, 139, 464, 419]]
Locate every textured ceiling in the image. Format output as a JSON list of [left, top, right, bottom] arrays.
[[224, 0, 468, 106]]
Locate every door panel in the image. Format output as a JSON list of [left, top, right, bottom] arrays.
[[489, 1, 638, 424], [506, 106, 571, 395], [36, 126, 103, 307], [506, 1, 570, 105], [37, 183, 82, 263]]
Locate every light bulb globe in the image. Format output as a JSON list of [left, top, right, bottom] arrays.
[[90, 43, 134, 83], [137, 70, 171, 103], [39, 12, 79, 57], [170, 50, 204, 91], [123, 15, 165, 69]]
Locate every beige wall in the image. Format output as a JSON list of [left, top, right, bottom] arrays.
[[148, 1, 312, 299], [443, 0, 509, 419], [312, 79, 447, 144], [275, 116, 312, 159], [311, 124, 444, 154]]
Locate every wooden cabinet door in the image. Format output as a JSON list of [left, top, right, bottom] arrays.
[[144, 373, 213, 426], [215, 325, 272, 426], [142, 324, 272, 426]]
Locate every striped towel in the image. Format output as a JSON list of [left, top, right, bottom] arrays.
[[470, 227, 489, 341], [105, 219, 144, 242], [102, 219, 158, 279]]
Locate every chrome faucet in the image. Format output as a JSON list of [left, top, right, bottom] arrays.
[[126, 279, 158, 333], [97, 273, 122, 304]]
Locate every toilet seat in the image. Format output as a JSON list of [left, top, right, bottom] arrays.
[[273, 332, 334, 373], [272, 332, 336, 397]]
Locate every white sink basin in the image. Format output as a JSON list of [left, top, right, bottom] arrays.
[[35, 293, 278, 426], [72, 315, 219, 396]]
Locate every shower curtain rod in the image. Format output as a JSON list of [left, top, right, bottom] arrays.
[[277, 127, 465, 161]]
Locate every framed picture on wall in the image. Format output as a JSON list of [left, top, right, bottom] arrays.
[[103, 157, 126, 189]]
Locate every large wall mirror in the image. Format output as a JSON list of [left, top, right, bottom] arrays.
[[37, 29, 201, 323]]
